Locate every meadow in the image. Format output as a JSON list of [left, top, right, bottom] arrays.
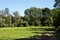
[[0, 26, 55, 40]]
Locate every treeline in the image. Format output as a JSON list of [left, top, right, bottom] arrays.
[[0, 7, 60, 27]]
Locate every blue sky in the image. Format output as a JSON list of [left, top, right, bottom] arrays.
[[0, 0, 55, 16]]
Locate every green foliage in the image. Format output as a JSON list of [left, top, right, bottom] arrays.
[[0, 17, 6, 27], [21, 21, 29, 27], [52, 9, 60, 28], [0, 7, 60, 28], [13, 11, 20, 17], [24, 7, 42, 26], [41, 8, 53, 26], [5, 14, 12, 27], [13, 11, 21, 27]]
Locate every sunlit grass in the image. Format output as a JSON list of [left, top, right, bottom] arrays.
[[0, 26, 54, 39]]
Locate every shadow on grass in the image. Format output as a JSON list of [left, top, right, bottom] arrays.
[[15, 35, 57, 40], [15, 35, 41, 40]]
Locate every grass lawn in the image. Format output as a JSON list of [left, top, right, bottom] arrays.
[[0, 26, 54, 40]]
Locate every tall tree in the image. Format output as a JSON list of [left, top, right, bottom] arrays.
[[24, 7, 42, 26], [41, 8, 53, 26], [0, 8, 9, 17], [0, 17, 6, 27], [53, 9, 60, 28], [5, 8, 9, 14], [13, 11, 20, 26], [5, 14, 14, 27]]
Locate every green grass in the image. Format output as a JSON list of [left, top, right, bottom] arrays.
[[0, 26, 55, 40], [0, 27, 33, 39]]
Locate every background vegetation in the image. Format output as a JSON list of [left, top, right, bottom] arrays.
[[0, 7, 60, 28]]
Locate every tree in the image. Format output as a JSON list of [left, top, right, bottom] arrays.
[[5, 8, 9, 15], [24, 7, 42, 26], [0, 8, 9, 17], [13, 11, 20, 27], [5, 14, 14, 27], [13, 11, 20, 17], [52, 8, 60, 40], [41, 8, 53, 26], [0, 10, 6, 17], [0, 17, 6, 27], [52, 9, 60, 28]]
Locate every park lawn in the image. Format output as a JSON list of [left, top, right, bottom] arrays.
[[0, 27, 33, 39], [0, 26, 54, 40]]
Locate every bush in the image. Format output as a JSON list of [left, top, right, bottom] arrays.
[[5, 24, 14, 27], [34, 21, 40, 26], [20, 21, 29, 27]]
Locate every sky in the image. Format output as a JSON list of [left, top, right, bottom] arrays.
[[0, 0, 55, 16]]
